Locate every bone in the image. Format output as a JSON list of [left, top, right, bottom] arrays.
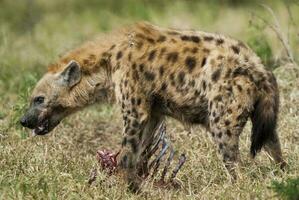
[[149, 138, 169, 176], [169, 153, 186, 181], [146, 122, 166, 159], [160, 147, 175, 182]]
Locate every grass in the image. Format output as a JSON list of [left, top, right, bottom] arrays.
[[0, 0, 299, 199]]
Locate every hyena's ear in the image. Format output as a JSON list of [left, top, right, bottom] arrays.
[[60, 60, 81, 87]]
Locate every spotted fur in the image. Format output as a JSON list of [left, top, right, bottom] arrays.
[[28, 22, 285, 191]]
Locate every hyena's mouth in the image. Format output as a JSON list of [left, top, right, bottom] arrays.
[[32, 119, 49, 135]]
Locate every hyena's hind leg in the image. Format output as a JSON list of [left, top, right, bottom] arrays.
[[208, 96, 251, 180], [263, 132, 286, 170]]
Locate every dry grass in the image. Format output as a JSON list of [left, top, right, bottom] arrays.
[[0, 1, 298, 199]]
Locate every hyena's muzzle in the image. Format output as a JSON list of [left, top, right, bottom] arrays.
[[20, 98, 66, 135]]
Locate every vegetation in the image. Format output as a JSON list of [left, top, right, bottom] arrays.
[[272, 178, 299, 200], [0, 0, 298, 199]]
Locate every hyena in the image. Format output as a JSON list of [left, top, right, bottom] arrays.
[[20, 22, 286, 191]]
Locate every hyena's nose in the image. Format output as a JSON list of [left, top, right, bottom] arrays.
[[20, 116, 28, 127]]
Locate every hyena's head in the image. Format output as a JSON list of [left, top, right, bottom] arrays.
[[20, 59, 109, 135]]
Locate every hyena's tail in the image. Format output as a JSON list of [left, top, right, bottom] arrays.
[[250, 72, 279, 157]]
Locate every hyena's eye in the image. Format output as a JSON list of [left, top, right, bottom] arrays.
[[33, 96, 45, 105]]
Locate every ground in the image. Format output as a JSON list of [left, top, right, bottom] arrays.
[[0, 0, 298, 199]]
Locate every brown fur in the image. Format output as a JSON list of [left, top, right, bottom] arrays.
[[29, 22, 285, 191]]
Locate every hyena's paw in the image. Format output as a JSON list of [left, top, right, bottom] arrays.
[[127, 171, 143, 193]]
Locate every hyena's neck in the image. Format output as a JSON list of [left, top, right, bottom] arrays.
[[50, 32, 131, 106]]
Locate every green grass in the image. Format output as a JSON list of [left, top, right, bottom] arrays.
[[0, 0, 299, 199], [272, 178, 299, 200]]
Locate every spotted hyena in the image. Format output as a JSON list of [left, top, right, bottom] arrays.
[[20, 22, 286, 191]]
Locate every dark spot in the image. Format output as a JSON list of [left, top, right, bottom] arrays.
[[132, 120, 139, 128], [191, 36, 200, 43], [83, 59, 90, 65], [166, 52, 178, 63], [211, 111, 215, 117], [178, 71, 185, 85], [223, 153, 230, 161], [219, 143, 223, 149], [227, 86, 232, 93], [226, 130, 232, 137], [132, 108, 137, 115], [225, 68, 232, 78], [169, 73, 175, 81], [185, 56, 196, 72], [232, 67, 248, 77], [192, 47, 198, 54], [137, 98, 142, 105], [109, 44, 116, 50], [99, 58, 107, 67], [231, 45, 240, 54], [144, 71, 156, 81], [146, 37, 155, 44], [116, 51, 123, 60], [224, 120, 230, 126], [132, 63, 136, 70], [131, 98, 136, 105], [202, 80, 207, 91], [189, 80, 195, 87], [157, 35, 167, 42], [214, 95, 222, 102], [204, 36, 214, 41], [211, 69, 222, 82], [216, 38, 224, 45], [237, 85, 243, 91], [128, 52, 132, 61], [124, 80, 128, 87], [122, 137, 127, 146], [181, 35, 190, 41], [128, 129, 136, 136], [212, 132, 215, 137], [247, 88, 251, 95], [136, 41, 143, 49], [201, 57, 207, 67], [218, 132, 222, 138], [159, 66, 164, 77], [160, 47, 167, 57], [161, 82, 167, 91], [148, 50, 156, 61], [214, 117, 220, 123], [227, 109, 232, 114], [139, 64, 144, 72]]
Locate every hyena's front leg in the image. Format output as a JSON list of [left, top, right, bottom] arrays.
[[137, 113, 164, 177], [118, 97, 162, 192]]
